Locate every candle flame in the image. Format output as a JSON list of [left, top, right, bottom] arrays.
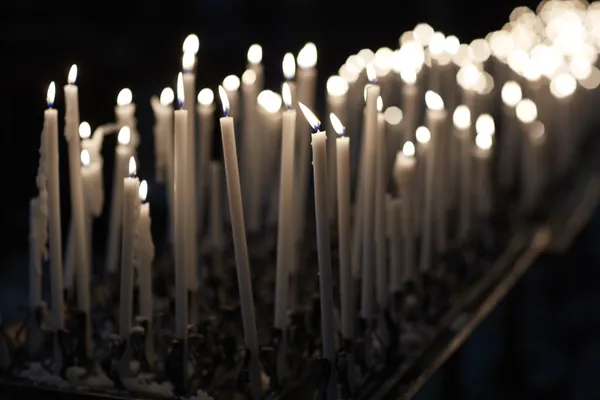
[[282, 83, 292, 109], [366, 63, 377, 83], [414, 23, 435, 47], [118, 126, 131, 145], [475, 133, 493, 150], [298, 102, 321, 132], [469, 38, 491, 63], [247, 44, 263, 64], [402, 141, 416, 157], [416, 126, 431, 144], [46, 81, 56, 107], [428, 32, 446, 56], [177, 73, 185, 107], [197, 88, 214, 106], [530, 121, 545, 141], [384, 106, 403, 125], [329, 113, 345, 136], [182, 51, 195, 71], [160, 87, 174, 106], [297, 42, 317, 68], [453, 105, 471, 129], [117, 88, 133, 106], [501, 81, 522, 107], [550, 72, 577, 98], [182, 34, 199, 54], [475, 114, 495, 136], [326, 75, 349, 97], [444, 35, 460, 54], [223, 75, 241, 91], [282, 52, 296, 80], [218, 85, 230, 116], [79, 122, 91, 139], [399, 67, 417, 84], [139, 180, 148, 202], [128, 157, 137, 176], [516, 99, 538, 123], [80, 149, 91, 166], [257, 90, 282, 114], [425, 90, 444, 110], [376, 96, 383, 112], [68, 64, 78, 84], [242, 69, 257, 86]]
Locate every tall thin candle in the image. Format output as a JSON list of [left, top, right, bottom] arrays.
[[452, 106, 473, 240], [115, 88, 138, 149], [197, 88, 215, 236]]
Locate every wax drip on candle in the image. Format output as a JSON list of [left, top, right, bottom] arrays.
[[282, 83, 292, 110], [475, 114, 496, 137], [128, 156, 137, 178], [182, 34, 199, 54], [425, 90, 444, 110], [416, 126, 431, 144], [223, 75, 241, 91], [257, 90, 282, 114], [501, 81, 522, 107], [453, 105, 471, 129], [176, 73, 185, 109], [297, 42, 317, 69], [182, 51, 195, 72], [298, 102, 321, 133], [160, 88, 174, 106], [79, 122, 91, 140], [46, 81, 56, 108], [117, 88, 133, 107], [282, 53, 296, 81], [516, 99, 538, 123], [218, 85, 230, 117], [247, 44, 263, 65], [198, 88, 214, 106], [330, 112, 346, 137], [68, 64, 77, 85]]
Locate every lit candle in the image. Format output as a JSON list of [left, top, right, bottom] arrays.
[[274, 83, 296, 331], [331, 112, 353, 340], [386, 196, 402, 289], [174, 74, 189, 340], [223, 75, 241, 119], [474, 115, 495, 217], [119, 157, 140, 339], [549, 73, 577, 176], [383, 106, 404, 176], [64, 65, 91, 355], [197, 88, 215, 236], [218, 86, 262, 399], [44, 82, 64, 330], [515, 98, 539, 212], [247, 44, 264, 91], [209, 162, 225, 251], [414, 126, 431, 238], [106, 127, 133, 274], [282, 52, 297, 106], [29, 198, 43, 310], [394, 141, 417, 287], [498, 81, 522, 190], [375, 95, 388, 310], [399, 64, 421, 143], [452, 106, 473, 240], [80, 149, 103, 272], [115, 88, 138, 149], [298, 102, 336, 399]]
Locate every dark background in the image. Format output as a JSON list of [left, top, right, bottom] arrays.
[[4, 1, 600, 399]]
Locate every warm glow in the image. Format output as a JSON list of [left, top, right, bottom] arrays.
[[182, 34, 199, 54], [428, 32, 446, 55], [475, 114, 495, 136], [117, 88, 133, 106], [128, 157, 137, 175], [507, 49, 529, 75], [160, 88, 174, 106], [177, 73, 184, 105], [522, 59, 541, 81], [247, 44, 262, 64], [489, 30, 515, 60], [46, 82, 56, 107], [457, 64, 481, 89], [80, 149, 91, 166], [400, 67, 417, 84], [530, 121, 546, 141], [329, 113, 345, 136], [569, 56, 592, 80], [139, 180, 148, 202], [470, 38, 491, 62], [297, 42, 317, 68], [218, 85, 230, 116], [425, 90, 444, 110], [223, 75, 241, 91], [257, 90, 282, 114], [68, 64, 78, 84], [416, 126, 431, 144], [414, 23, 435, 47], [282, 53, 296, 80], [366, 63, 377, 83], [282, 82, 292, 109], [516, 99, 538, 123], [399, 40, 425, 71], [453, 105, 471, 129], [444, 35, 461, 54], [357, 48, 375, 65], [550, 73, 577, 98], [298, 101, 321, 131], [376, 96, 383, 112], [118, 126, 131, 145], [501, 81, 522, 107], [326, 75, 349, 97], [384, 106, 403, 125], [338, 64, 359, 84], [452, 44, 474, 67], [402, 141, 416, 157], [242, 69, 257, 86], [374, 47, 393, 76], [580, 66, 600, 90], [182, 51, 195, 71], [346, 54, 364, 73], [197, 88, 214, 106], [79, 122, 91, 139], [475, 134, 493, 151]]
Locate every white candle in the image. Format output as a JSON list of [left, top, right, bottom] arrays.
[[394, 141, 417, 287], [384, 106, 405, 175], [44, 82, 64, 330], [515, 99, 539, 212], [550, 73, 577, 176], [174, 75, 189, 339], [361, 64, 380, 320], [473, 134, 493, 217], [197, 88, 215, 236], [223, 75, 241, 119], [400, 67, 421, 143], [274, 83, 296, 331], [452, 106, 473, 241], [80, 150, 102, 286], [64, 66, 91, 355], [106, 127, 133, 274], [115, 88, 138, 151], [119, 157, 140, 338], [331, 113, 353, 339], [498, 81, 522, 190], [29, 198, 43, 310], [414, 126, 431, 237], [247, 44, 264, 91], [386, 196, 402, 290], [298, 102, 336, 399], [218, 86, 262, 399], [209, 162, 225, 251], [375, 96, 388, 310]]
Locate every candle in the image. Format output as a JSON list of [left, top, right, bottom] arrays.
[[106, 127, 133, 274], [197, 88, 215, 236], [44, 82, 64, 330], [331, 113, 353, 340], [549, 73, 577, 176], [80, 150, 102, 288], [119, 157, 140, 339], [361, 64, 380, 321], [223, 75, 241, 119], [182, 33, 200, 63], [387, 197, 402, 292], [174, 74, 189, 340], [515, 98, 539, 212], [218, 86, 262, 399], [115, 88, 138, 149], [298, 102, 336, 399], [383, 106, 404, 179], [325, 75, 349, 222], [274, 83, 296, 331], [282, 52, 297, 104], [394, 141, 417, 287], [247, 44, 264, 91], [399, 66, 421, 143], [29, 198, 43, 310], [474, 115, 495, 217], [209, 162, 225, 251], [414, 126, 431, 237], [452, 105, 473, 240], [375, 96, 388, 310], [64, 65, 91, 355], [498, 81, 522, 190]]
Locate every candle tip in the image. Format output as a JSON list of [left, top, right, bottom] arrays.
[[177, 73, 185, 108], [247, 44, 263, 64], [223, 75, 241, 91], [425, 90, 444, 110], [366, 63, 377, 83], [160, 87, 174, 106], [326, 75, 349, 97], [329, 113, 345, 137], [282, 83, 292, 109], [475, 114, 495, 137], [128, 157, 137, 176], [182, 51, 195, 71], [501, 81, 522, 107], [402, 141, 416, 157], [68, 64, 78, 85], [415, 126, 431, 144], [118, 126, 131, 145], [475, 133, 493, 150], [182, 34, 199, 54], [257, 90, 282, 114], [282, 52, 296, 80], [198, 88, 214, 106], [46, 81, 56, 108], [376, 96, 383, 112], [452, 105, 471, 129], [515, 98, 537, 124], [117, 88, 133, 106], [297, 42, 317, 68], [80, 149, 91, 166], [79, 122, 91, 139], [139, 180, 148, 202], [218, 85, 230, 116], [298, 102, 321, 132]]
